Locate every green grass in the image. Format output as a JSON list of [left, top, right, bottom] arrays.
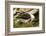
[[13, 11, 39, 28]]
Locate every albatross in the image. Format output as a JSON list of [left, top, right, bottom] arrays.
[[13, 9, 39, 23]]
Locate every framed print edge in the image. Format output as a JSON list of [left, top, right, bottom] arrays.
[[5, 1, 45, 36]]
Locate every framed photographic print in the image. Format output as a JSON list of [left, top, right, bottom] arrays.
[[5, 0, 45, 36]]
